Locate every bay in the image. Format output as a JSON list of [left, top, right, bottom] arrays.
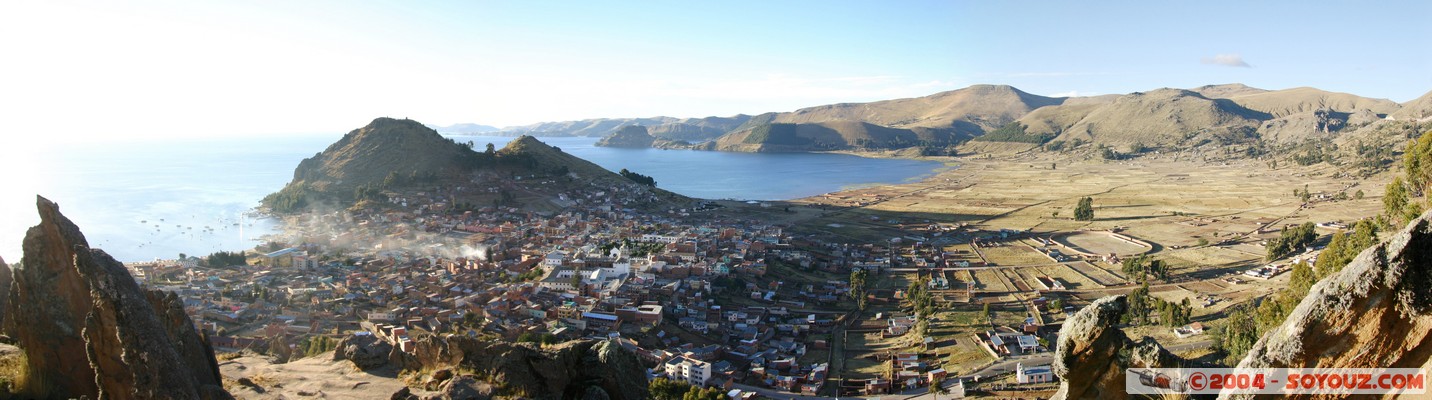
[[0, 134, 943, 262]]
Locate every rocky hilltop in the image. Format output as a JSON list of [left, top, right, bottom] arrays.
[[1217, 209, 1432, 400], [265, 118, 680, 213], [2, 196, 232, 399], [267, 117, 481, 202], [332, 333, 647, 400]]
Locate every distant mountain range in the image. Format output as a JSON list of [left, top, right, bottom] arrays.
[[441, 83, 1432, 156]]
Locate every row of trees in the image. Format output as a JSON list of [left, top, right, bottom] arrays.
[[205, 250, 248, 267], [648, 378, 725, 400], [1264, 222, 1317, 261], [1120, 255, 1169, 282], [1384, 130, 1432, 226], [619, 168, 657, 187], [1123, 283, 1193, 327], [906, 278, 937, 340], [297, 335, 339, 358], [848, 268, 870, 311]]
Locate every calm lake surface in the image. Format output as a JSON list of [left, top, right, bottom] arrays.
[[0, 135, 943, 262]]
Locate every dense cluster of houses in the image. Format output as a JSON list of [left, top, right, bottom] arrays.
[[122, 179, 921, 396]]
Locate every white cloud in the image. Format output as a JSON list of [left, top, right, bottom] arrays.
[[1201, 54, 1252, 68]]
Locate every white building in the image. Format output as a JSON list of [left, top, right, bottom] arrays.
[[1016, 363, 1054, 384], [664, 356, 712, 387], [543, 251, 567, 268], [641, 234, 680, 244]]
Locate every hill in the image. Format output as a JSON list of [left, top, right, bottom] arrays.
[[1393, 89, 1432, 122], [594, 125, 660, 148], [262, 118, 486, 212], [263, 118, 669, 213], [1190, 83, 1270, 98], [1044, 88, 1269, 149], [1218, 86, 1400, 118], [499, 115, 750, 140], [771, 84, 1064, 135], [426, 122, 500, 134], [708, 121, 964, 152]]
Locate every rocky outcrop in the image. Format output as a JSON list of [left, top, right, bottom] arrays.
[[339, 333, 648, 400], [1220, 210, 1432, 400], [333, 332, 395, 370], [1051, 295, 1187, 400], [0, 257, 9, 330], [5, 196, 232, 399]]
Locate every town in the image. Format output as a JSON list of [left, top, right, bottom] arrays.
[[122, 161, 1364, 399]]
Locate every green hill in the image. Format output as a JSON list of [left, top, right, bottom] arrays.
[[263, 118, 659, 213]]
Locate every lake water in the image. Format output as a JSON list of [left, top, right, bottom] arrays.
[[0, 135, 943, 262]]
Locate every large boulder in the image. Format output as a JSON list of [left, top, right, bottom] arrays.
[[1051, 295, 1185, 400], [5, 196, 233, 399], [333, 332, 394, 370], [437, 375, 495, 400], [1221, 210, 1432, 400], [385, 335, 648, 400]]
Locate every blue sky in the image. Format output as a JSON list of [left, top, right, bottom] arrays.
[[1, 0, 1428, 138]]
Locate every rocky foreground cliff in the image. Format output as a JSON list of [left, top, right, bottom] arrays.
[[331, 333, 648, 400], [1, 196, 232, 399], [1051, 209, 1432, 399]]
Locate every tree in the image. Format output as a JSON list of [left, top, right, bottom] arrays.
[[982, 303, 992, 324], [619, 168, 657, 186], [929, 373, 950, 396], [849, 268, 870, 311], [1355, 189, 1365, 199], [682, 387, 725, 400], [485, 142, 496, 156], [1074, 197, 1095, 221], [648, 378, 692, 400]]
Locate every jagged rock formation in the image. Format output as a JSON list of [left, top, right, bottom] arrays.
[[0, 257, 9, 329], [1051, 295, 1188, 400], [335, 333, 647, 400], [333, 332, 395, 370], [6, 196, 233, 399], [1220, 210, 1432, 400]]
